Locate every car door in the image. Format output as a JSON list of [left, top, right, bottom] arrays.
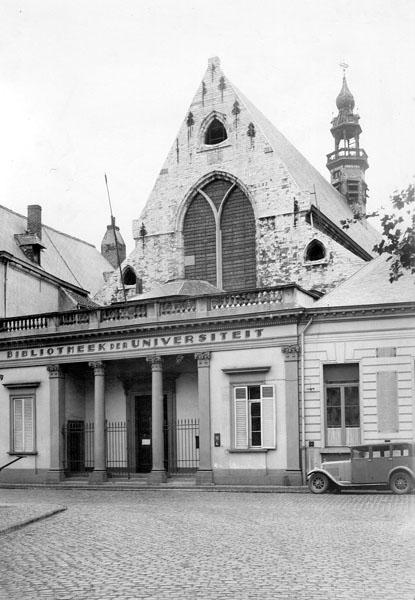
[[351, 447, 370, 483], [367, 445, 392, 483]]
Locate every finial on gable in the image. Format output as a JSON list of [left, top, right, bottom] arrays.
[[208, 56, 221, 68]]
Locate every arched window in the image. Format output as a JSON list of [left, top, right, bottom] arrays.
[[183, 178, 256, 290], [305, 240, 326, 262], [122, 266, 137, 286], [204, 119, 227, 145]]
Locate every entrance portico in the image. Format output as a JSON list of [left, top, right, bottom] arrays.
[[0, 285, 312, 486]]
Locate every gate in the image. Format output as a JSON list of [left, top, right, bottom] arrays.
[[165, 418, 199, 473]]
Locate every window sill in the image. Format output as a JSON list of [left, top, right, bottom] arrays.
[[8, 451, 38, 456], [228, 448, 271, 453], [197, 143, 232, 153]]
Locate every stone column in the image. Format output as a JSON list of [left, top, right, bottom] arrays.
[[282, 345, 301, 472], [195, 352, 213, 485], [47, 365, 65, 482], [147, 355, 166, 483], [89, 361, 107, 483]]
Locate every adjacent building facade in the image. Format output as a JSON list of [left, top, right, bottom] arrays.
[[0, 58, 413, 486]]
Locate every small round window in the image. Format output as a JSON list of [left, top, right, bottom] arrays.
[[204, 118, 227, 145], [305, 240, 326, 262]]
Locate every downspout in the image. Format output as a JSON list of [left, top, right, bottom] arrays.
[[300, 317, 313, 483], [3, 260, 7, 317]]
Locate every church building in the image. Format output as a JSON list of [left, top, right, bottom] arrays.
[[0, 58, 413, 487]]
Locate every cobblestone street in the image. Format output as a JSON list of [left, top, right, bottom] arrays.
[[0, 488, 414, 600]]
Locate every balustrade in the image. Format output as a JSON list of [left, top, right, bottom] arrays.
[[159, 299, 196, 315], [0, 286, 293, 335]]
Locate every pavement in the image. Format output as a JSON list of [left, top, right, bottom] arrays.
[[0, 503, 67, 535], [0, 487, 414, 600]]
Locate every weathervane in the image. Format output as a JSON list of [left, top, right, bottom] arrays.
[[339, 61, 349, 74]]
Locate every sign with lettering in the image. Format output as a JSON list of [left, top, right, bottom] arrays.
[[3, 328, 266, 361]]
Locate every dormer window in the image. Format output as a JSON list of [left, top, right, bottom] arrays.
[[205, 118, 227, 145]]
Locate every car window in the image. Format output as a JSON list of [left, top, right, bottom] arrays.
[[352, 449, 369, 459], [372, 449, 389, 458], [392, 448, 409, 457]]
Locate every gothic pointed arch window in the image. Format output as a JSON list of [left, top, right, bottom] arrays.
[[122, 266, 137, 286], [204, 118, 227, 145], [183, 177, 256, 290]]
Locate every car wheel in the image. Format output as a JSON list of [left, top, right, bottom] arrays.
[[308, 472, 330, 494], [389, 470, 413, 495]]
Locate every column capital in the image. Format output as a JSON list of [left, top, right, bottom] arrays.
[[89, 361, 105, 375], [146, 355, 163, 370], [47, 365, 64, 379], [281, 345, 300, 361], [195, 351, 211, 367]]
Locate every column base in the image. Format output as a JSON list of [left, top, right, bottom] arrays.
[[46, 469, 65, 483], [196, 470, 214, 485], [89, 470, 108, 483], [147, 470, 167, 484]]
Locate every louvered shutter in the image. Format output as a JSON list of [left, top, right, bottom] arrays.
[[261, 385, 276, 448], [233, 386, 248, 449], [23, 398, 34, 451], [13, 397, 34, 452], [13, 398, 23, 452]]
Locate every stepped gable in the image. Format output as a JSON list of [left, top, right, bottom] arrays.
[[314, 255, 415, 307], [0, 204, 112, 295]]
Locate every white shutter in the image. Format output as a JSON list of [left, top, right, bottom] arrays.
[[23, 398, 34, 451], [13, 398, 23, 452], [261, 385, 276, 448], [233, 386, 248, 449], [13, 397, 34, 452]]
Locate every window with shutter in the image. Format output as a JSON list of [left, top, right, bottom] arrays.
[[11, 395, 35, 453], [232, 384, 276, 450], [261, 385, 276, 448], [233, 387, 248, 449]]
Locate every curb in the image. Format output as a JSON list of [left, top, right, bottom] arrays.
[[0, 483, 309, 493], [0, 506, 67, 536]]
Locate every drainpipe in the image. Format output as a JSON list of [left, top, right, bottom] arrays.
[[300, 317, 313, 483], [3, 260, 7, 317]]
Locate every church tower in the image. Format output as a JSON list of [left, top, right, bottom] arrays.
[[327, 70, 369, 215]]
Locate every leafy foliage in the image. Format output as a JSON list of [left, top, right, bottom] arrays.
[[341, 183, 415, 282]]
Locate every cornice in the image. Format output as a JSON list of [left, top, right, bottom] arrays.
[[0, 309, 304, 350], [304, 302, 415, 322]]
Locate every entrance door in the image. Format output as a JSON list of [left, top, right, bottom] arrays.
[[135, 395, 152, 472], [66, 420, 85, 472]]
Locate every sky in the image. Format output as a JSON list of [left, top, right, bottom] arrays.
[[1, 0, 415, 253]]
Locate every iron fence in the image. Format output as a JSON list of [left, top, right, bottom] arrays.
[[63, 418, 199, 475]]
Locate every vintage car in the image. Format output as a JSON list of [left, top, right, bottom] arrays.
[[307, 442, 415, 494]]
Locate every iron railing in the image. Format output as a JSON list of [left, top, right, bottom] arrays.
[[63, 418, 199, 475]]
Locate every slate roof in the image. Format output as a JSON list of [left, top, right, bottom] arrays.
[[314, 255, 415, 307], [234, 85, 380, 256], [0, 205, 112, 295]]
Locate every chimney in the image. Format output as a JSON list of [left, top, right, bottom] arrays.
[[27, 205, 42, 239]]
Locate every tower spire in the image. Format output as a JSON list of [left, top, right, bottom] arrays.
[[326, 66, 368, 215]]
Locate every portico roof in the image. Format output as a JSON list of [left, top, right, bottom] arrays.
[[129, 279, 224, 300]]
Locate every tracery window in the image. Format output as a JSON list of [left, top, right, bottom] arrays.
[[183, 178, 256, 290]]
